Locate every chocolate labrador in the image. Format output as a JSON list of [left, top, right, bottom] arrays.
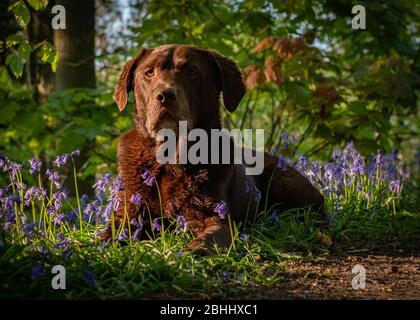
[[101, 44, 327, 254]]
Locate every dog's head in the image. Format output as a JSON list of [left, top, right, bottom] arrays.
[[113, 44, 246, 138]]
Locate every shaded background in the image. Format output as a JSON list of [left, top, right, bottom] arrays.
[[1, 0, 419, 195]]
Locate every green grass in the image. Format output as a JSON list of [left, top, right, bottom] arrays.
[[1, 206, 419, 299]]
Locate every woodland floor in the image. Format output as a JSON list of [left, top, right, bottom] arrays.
[[153, 237, 420, 300]]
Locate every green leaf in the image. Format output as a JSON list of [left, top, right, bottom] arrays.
[[0, 66, 10, 87], [18, 40, 31, 61], [27, 0, 49, 10], [13, 3, 30, 28], [348, 101, 369, 116], [37, 43, 60, 72], [285, 81, 310, 106], [6, 34, 23, 47], [5, 53, 23, 78]]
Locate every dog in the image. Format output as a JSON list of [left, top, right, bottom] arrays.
[[101, 44, 327, 255]]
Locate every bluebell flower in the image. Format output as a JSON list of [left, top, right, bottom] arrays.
[[71, 149, 80, 157], [54, 233, 69, 248], [31, 263, 46, 280], [142, 170, 155, 187], [52, 189, 68, 211], [39, 246, 50, 259], [83, 269, 96, 287], [53, 213, 66, 226], [54, 153, 70, 167], [130, 193, 142, 206], [268, 210, 282, 228], [99, 241, 110, 253], [176, 215, 187, 233], [93, 173, 112, 194], [46, 169, 61, 189], [28, 158, 42, 175], [220, 271, 230, 282], [61, 247, 73, 261], [244, 181, 261, 201], [243, 181, 250, 193], [213, 201, 228, 219], [277, 155, 287, 171], [110, 177, 124, 191], [152, 218, 162, 232], [24, 186, 46, 206], [22, 222, 36, 239], [131, 215, 144, 241], [80, 194, 89, 205], [298, 154, 308, 167], [389, 180, 402, 194], [115, 228, 128, 241], [239, 234, 250, 242], [9, 162, 22, 181]]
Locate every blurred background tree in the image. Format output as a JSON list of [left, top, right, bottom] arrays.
[[0, 0, 419, 194]]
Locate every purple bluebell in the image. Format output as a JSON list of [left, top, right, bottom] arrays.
[[61, 247, 73, 261], [277, 155, 287, 171], [214, 201, 228, 219], [110, 177, 124, 192], [71, 149, 80, 157], [46, 169, 61, 189], [243, 181, 250, 193], [93, 173, 112, 194], [130, 193, 142, 206], [239, 234, 250, 242], [53, 214, 66, 226], [141, 170, 155, 187], [220, 271, 230, 282], [54, 153, 70, 167], [31, 263, 46, 280], [39, 246, 50, 259], [298, 154, 308, 167], [28, 158, 42, 175], [389, 180, 402, 194], [81, 194, 89, 205], [24, 186, 46, 206], [176, 215, 187, 233], [54, 233, 69, 248], [22, 222, 36, 239], [52, 190, 68, 211], [351, 154, 365, 176], [99, 241, 110, 253], [115, 228, 128, 241], [152, 218, 162, 232], [83, 269, 96, 287], [268, 210, 282, 228], [131, 215, 144, 241], [0, 155, 7, 171], [9, 162, 22, 181]]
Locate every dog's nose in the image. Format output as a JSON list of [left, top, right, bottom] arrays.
[[156, 88, 177, 104]]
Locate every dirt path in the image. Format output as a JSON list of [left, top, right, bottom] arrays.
[[237, 240, 420, 300]]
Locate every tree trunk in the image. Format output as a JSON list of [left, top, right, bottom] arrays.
[[27, 4, 55, 102], [54, 0, 96, 90], [54, 0, 96, 196]]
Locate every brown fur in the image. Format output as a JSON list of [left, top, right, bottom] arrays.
[[102, 45, 326, 255]]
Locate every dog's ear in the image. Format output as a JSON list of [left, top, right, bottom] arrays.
[[209, 50, 246, 112], [113, 49, 149, 112]]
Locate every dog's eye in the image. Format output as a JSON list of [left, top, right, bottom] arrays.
[[145, 69, 154, 77], [185, 67, 198, 77]]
